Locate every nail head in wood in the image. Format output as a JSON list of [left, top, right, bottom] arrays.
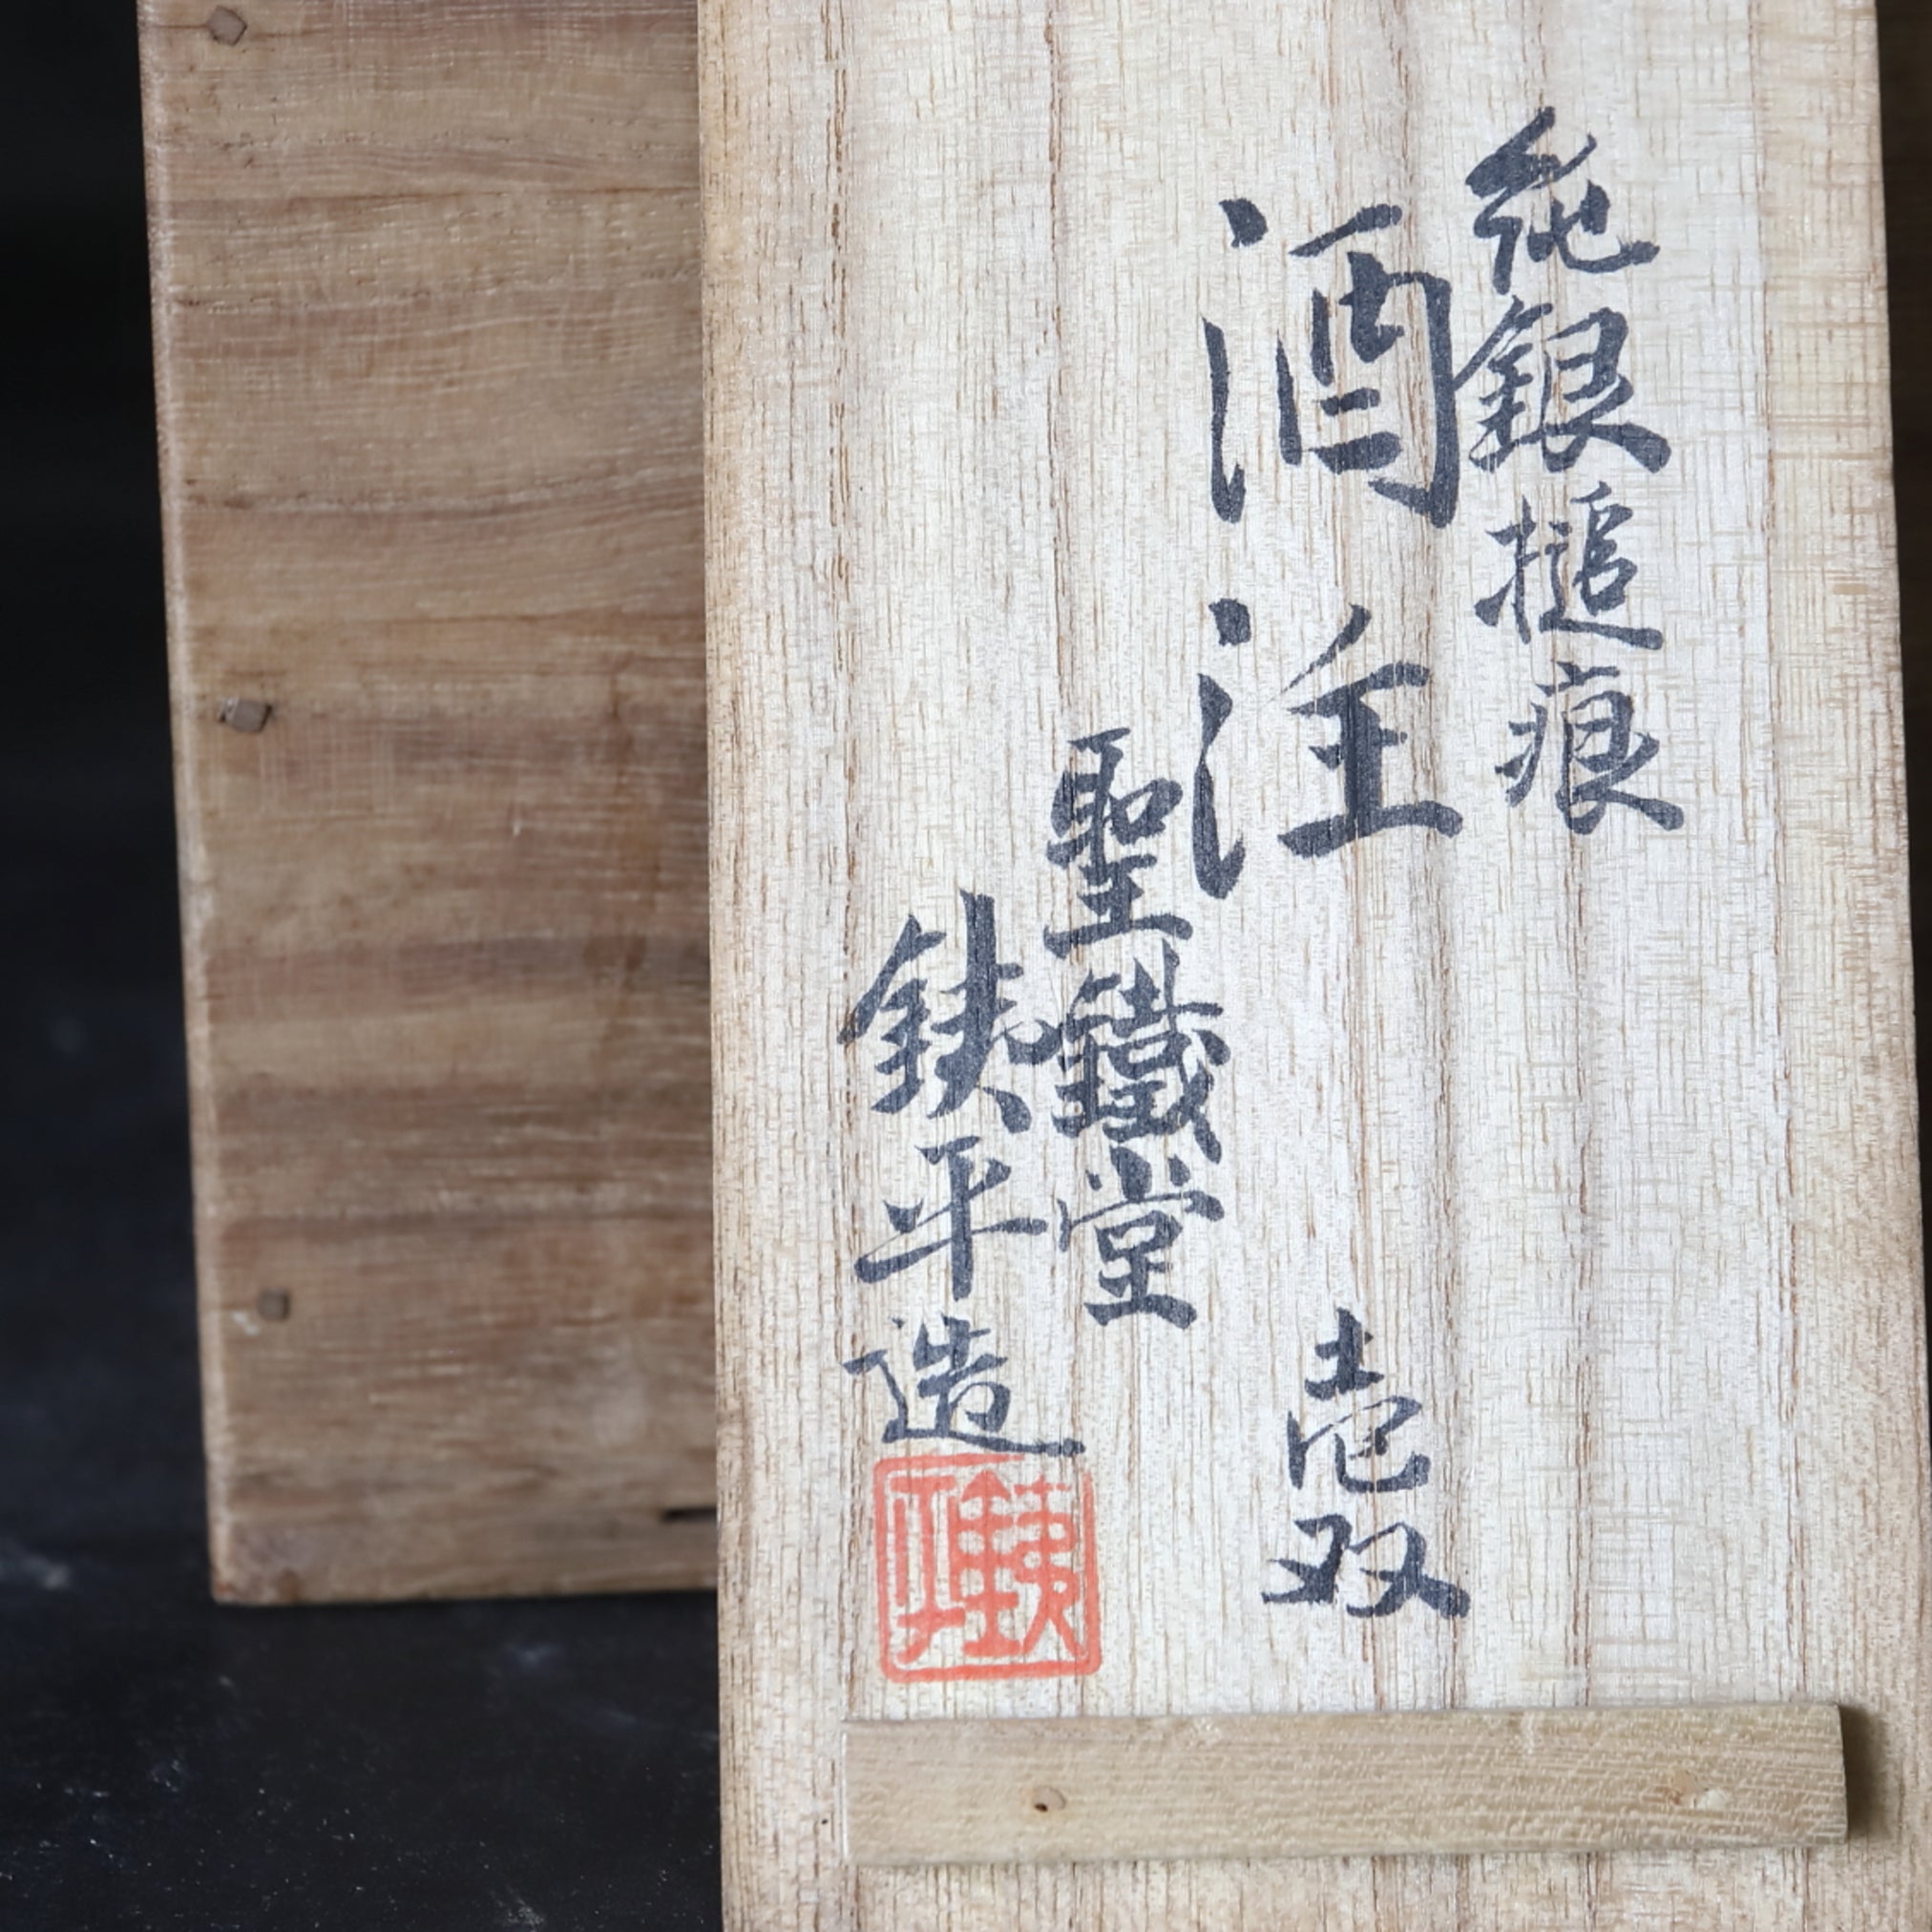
[[217, 697, 271, 733], [206, 8, 247, 46], [842, 1705, 1846, 1866]]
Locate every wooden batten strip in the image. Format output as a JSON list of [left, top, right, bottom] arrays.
[[843, 1706, 1846, 1866]]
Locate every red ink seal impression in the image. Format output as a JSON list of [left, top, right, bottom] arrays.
[[872, 1453, 1100, 1681]]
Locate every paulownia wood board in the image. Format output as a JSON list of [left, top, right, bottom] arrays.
[[703, 0, 1932, 1925], [139, 0, 714, 1603], [843, 1707, 1846, 1863]]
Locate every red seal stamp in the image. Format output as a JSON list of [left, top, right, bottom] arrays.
[[872, 1453, 1100, 1681]]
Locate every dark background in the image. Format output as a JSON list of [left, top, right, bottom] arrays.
[[4, 9, 1931, 1932], [0, 9, 719, 1930]]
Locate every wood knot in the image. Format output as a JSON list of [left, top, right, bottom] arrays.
[[256, 1289, 291, 1323]]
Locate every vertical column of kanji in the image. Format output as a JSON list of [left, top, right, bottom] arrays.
[[1761, 0, 1932, 1924], [704, 3, 865, 1927]]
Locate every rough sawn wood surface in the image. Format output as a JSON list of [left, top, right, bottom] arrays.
[[140, 0, 715, 1604]]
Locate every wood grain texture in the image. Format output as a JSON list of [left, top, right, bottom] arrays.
[[704, 0, 1932, 1924], [139, 0, 714, 1603], [844, 1708, 1847, 1863]]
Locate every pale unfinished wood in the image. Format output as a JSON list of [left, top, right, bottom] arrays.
[[139, 0, 714, 1603], [704, 0, 1932, 1924], [844, 1707, 1847, 1864]]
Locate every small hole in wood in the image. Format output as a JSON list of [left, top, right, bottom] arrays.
[[660, 1505, 717, 1525], [1025, 1786, 1066, 1814], [256, 1289, 291, 1323]]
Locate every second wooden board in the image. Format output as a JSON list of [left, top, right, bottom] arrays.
[[703, 0, 1932, 1923], [140, 0, 713, 1603]]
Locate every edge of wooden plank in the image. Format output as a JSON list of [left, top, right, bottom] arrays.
[[843, 1707, 1847, 1866]]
